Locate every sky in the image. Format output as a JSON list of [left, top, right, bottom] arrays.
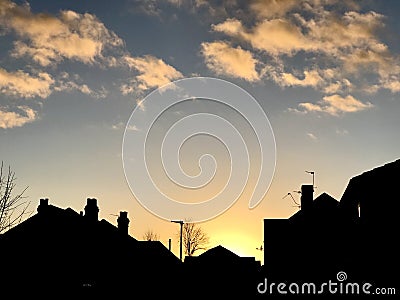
[[1, 0, 400, 264]]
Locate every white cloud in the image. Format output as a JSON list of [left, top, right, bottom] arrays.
[[127, 124, 140, 131], [120, 83, 135, 96], [201, 41, 260, 81], [48, 72, 107, 99], [136, 99, 145, 111], [306, 132, 317, 140], [212, 9, 387, 58], [0, 0, 188, 129], [380, 76, 400, 93], [0, 68, 54, 98], [123, 55, 183, 92], [111, 122, 140, 131], [278, 70, 323, 88], [211, 18, 243, 36], [0, 0, 123, 66], [0, 106, 37, 129], [111, 121, 124, 130], [12, 41, 61, 66], [208, 1, 400, 102], [213, 18, 313, 56], [298, 94, 374, 116]]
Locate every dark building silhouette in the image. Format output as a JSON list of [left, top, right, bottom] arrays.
[[263, 189, 340, 282], [1, 159, 399, 297], [183, 245, 261, 297], [0, 198, 182, 296], [338, 159, 399, 288], [263, 158, 400, 290]]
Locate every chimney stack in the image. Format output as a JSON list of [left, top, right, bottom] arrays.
[[117, 211, 130, 235], [84, 198, 99, 222], [37, 198, 49, 214], [301, 185, 314, 211]]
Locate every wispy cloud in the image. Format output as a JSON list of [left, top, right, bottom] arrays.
[[213, 18, 313, 56], [0, 0, 123, 66], [0, 106, 37, 129], [136, 99, 146, 111], [0, 0, 185, 128], [122, 55, 183, 93], [0, 68, 53, 98], [298, 95, 374, 116], [276, 70, 323, 88], [306, 132, 317, 140], [212, 7, 386, 58], [111, 121, 140, 131], [201, 41, 260, 82], [127, 124, 140, 131], [200, 0, 400, 114], [53, 72, 108, 99]]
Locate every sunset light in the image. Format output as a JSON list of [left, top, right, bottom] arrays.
[[0, 0, 399, 297]]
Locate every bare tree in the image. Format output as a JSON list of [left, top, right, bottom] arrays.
[[142, 229, 159, 241], [0, 161, 30, 233], [181, 219, 209, 257]]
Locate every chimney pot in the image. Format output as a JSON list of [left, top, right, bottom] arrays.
[[301, 185, 314, 211], [117, 211, 130, 235], [84, 198, 99, 221], [37, 198, 49, 213]]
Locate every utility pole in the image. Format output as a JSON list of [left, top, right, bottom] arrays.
[[171, 220, 184, 261]]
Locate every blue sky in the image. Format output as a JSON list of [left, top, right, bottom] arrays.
[[1, 0, 400, 262]]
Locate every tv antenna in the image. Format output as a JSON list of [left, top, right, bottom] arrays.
[[305, 171, 315, 189], [282, 192, 301, 210]]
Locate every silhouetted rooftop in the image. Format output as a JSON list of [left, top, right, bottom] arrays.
[[0, 198, 182, 295], [289, 192, 339, 224]]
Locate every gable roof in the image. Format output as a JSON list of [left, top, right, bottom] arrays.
[[199, 245, 239, 259], [289, 192, 339, 224]]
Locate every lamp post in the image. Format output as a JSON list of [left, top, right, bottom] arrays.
[[171, 220, 184, 261]]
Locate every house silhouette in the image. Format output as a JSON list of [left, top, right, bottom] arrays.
[[183, 245, 261, 297], [1, 159, 399, 296], [263, 158, 400, 289], [0, 198, 182, 296]]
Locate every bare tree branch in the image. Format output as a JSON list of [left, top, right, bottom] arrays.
[[0, 161, 31, 233], [179, 218, 209, 256], [142, 229, 159, 241]]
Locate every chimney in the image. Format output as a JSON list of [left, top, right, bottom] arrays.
[[117, 211, 130, 235], [301, 185, 314, 211], [37, 198, 49, 213], [84, 198, 99, 222]]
